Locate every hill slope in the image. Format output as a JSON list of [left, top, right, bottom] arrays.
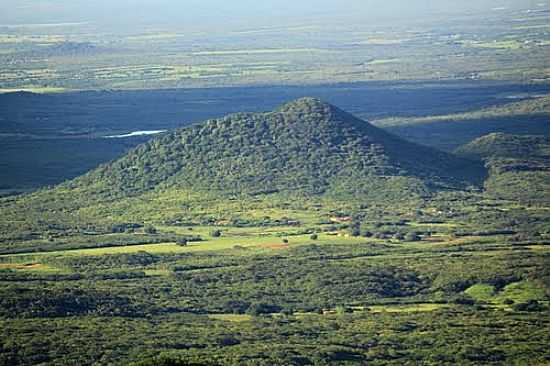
[[1, 98, 486, 237], [455, 133, 550, 161], [375, 96, 550, 151], [456, 133, 550, 204], [70, 97, 484, 200]]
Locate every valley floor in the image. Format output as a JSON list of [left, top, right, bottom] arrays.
[[1, 196, 549, 365]]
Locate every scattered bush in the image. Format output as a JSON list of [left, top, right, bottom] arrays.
[[362, 231, 373, 238], [246, 303, 281, 316], [393, 233, 405, 241], [405, 232, 421, 242], [143, 225, 157, 234], [513, 300, 544, 312]]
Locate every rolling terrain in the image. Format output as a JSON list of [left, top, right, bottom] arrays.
[[2, 1, 549, 365], [0, 6, 549, 91], [456, 133, 550, 205], [2, 81, 549, 192], [0, 98, 548, 365], [1, 98, 485, 241]]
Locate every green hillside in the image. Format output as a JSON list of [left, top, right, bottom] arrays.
[[1, 98, 486, 237], [375, 96, 550, 151], [456, 133, 550, 204], [374, 96, 550, 128], [1, 100, 548, 366], [1, 98, 488, 249], [455, 133, 550, 161], [68, 97, 484, 199]]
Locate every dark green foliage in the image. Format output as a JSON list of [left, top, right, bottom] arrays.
[[0, 286, 145, 318], [394, 233, 405, 241], [110, 222, 143, 233], [0, 98, 489, 240], [4, 83, 546, 192], [513, 300, 545, 312], [221, 300, 250, 314], [144, 225, 158, 234], [362, 230, 373, 237], [0, 97, 549, 366], [245, 303, 282, 316], [210, 230, 222, 238], [0, 233, 548, 365], [129, 354, 218, 366], [405, 232, 421, 242], [455, 133, 550, 161], [456, 133, 550, 205], [335, 305, 352, 314], [64, 98, 484, 202]]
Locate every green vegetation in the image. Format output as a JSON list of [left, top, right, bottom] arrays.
[[374, 96, 550, 128], [71, 97, 480, 199], [0, 228, 548, 364], [459, 40, 524, 50], [455, 133, 550, 161], [2, 82, 548, 191], [0, 98, 486, 243], [0, 99, 549, 365], [379, 96, 550, 151], [1, 4, 550, 364], [0, 9, 549, 91], [456, 133, 550, 204]]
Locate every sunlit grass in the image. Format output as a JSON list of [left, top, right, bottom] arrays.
[[207, 314, 253, 322], [465, 283, 495, 302], [191, 48, 324, 56], [4, 233, 367, 257], [495, 281, 547, 303], [0, 87, 67, 94], [464, 280, 547, 305], [0, 262, 64, 273], [460, 40, 524, 50], [366, 303, 448, 313]]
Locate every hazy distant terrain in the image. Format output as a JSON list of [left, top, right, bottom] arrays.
[[0, 4, 548, 91]]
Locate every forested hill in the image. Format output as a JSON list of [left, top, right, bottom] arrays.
[[64, 97, 484, 201], [455, 133, 550, 161], [456, 133, 550, 205]]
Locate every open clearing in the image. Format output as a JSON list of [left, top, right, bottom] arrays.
[[1, 233, 368, 258]]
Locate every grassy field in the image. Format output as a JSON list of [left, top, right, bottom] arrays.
[[1, 188, 549, 365], [1, 217, 547, 365], [0, 87, 67, 94], [1, 233, 370, 258]]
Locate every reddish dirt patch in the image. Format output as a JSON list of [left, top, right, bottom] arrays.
[[258, 243, 289, 250], [0, 263, 44, 270], [422, 236, 445, 243]]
